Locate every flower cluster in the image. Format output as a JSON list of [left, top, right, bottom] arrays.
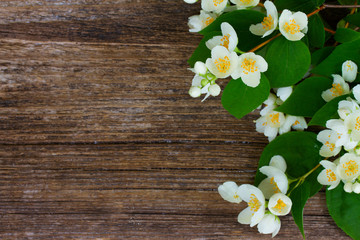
[[256, 91, 307, 141], [317, 61, 360, 193], [185, 0, 309, 101], [218, 155, 292, 237]]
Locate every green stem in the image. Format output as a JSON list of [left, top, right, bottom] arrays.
[[234, 47, 245, 54], [287, 164, 321, 197]]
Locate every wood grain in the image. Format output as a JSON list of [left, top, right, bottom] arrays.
[[0, 0, 351, 239]]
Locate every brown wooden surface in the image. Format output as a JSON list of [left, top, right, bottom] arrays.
[[0, 1, 351, 239]]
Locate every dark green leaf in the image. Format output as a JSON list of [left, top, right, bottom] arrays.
[[274, 0, 324, 14], [200, 10, 270, 52], [327, 182, 360, 240], [187, 31, 221, 67], [290, 183, 311, 238], [265, 36, 311, 88], [221, 74, 270, 119], [334, 28, 360, 43], [308, 14, 325, 48], [312, 38, 360, 77], [275, 77, 332, 117], [309, 94, 350, 127], [311, 46, 335, 65], [345, 12, 360, 27], [338, 0, 357, 4], [254, 132, 322, 237]]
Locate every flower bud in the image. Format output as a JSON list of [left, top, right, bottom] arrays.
[[257, 213, 281, 238], [209, 84, 221, 97], [342, 60, 358, 83], [353, 182, 360, 194], [201, 79, 209, 87], [189, 86, 201, 98], [194, 61, 207, 75], [344, 182, 353, 193]]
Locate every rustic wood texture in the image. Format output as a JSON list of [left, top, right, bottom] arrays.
[[0, 1, 350, 239]]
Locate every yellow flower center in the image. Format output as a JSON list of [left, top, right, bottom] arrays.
[[355, 116, 360, 131], [248, 194, 261, 213], [326, 169, 337, 182], [273, 199, 287, 213], [292, 120, 300, 127], [204, 17, 214, 26], [270, 113, 279, 124], [215, 56, 231, 73], [220, 34, 230, 49], [283, 19, 300, 35], [241, 58, 258, 75], [270, 177, 281, 193], [330, 83, 344, 97], [213, 0, 224, 6], [240, 0, 252, 4], [325, 141, 335, 152], [343, 160, 359, 176], [262, 14, 273, 30], [346, 62, 354, 72], [233, 194, 240, 199]]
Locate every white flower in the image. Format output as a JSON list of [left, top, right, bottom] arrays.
[[352, 182, 360, 194], [326, 119, 358, 150], [256, 110, 286, 142], [258, 166, 288, 199], [189, 86, 201, 98], [237, 184, 266, 227], [184, 0, 198, 3], [232, 52, 268, 87], [322, 74, 350, 102], [344, 182, 353, 193], [218, 181, 242, 203], [353, 85, 360, 103], [342, 60, 358, 83], [336, 153, 360, 182], [206, 46, 238, 78], [281, 115, 308, 133], [208, 84, 221, 96], [250, 1, 278, 38], [268, 193, 292, 216], [317, 130, 342, 157], [338, 99, 359, 120], [276, 86, 293, 102], [194, 61, 208, 75], [230, 0, 259, 9], [188, 10, 217, 33], [206, 22, 238, 52], [317, 160, 340, 190], [260, 93, 277, 116], [344, 110, 360, 142], [269, 155, 287, 172], [202, 0, 228, 13], [257, 213, 281, 237], [279, 10, 308, 41]]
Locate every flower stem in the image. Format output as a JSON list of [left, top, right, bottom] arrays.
[[235, 47, 246, 54], [249, 33, 281, 52], [287, 163, 321, 197], [323, 3, 360, 8], [324, 27, 336, 35], [345, 0, 358, 29], [307, 5, 326, 18]]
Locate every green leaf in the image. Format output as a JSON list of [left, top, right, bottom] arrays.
[[275, 77, 332, 117], [345, 12, 360, 27], [308, 14, 325, 48], [200, 10, 270, 52], [334, 28, 360, 43], [254, 132, 323, 237], [338, 0, 357, 4], [312, 38, 360, 77], [327, 183, 360, 240], [187, 31, 221, 67], [264, 36, 311, 88], [311, 46, 335, 65], [274, 0, 324, 14], [289, 182, 311, 238], [221, 74, 270, 119], [309, 94, 350, 127]]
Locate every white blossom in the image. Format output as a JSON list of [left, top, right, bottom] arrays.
[[336, 153, 360, 182], [218, 181, 242, 203], [317, 130, 342, 157], [258, 166, 288, 199], [268, 193, 292, 216], [322, 74, 350, 102], [232, 52, 268, 87], [206, 22, 238, 52], [202, 0, 228, 13], [250, 1, 278, 38], [269, 155, 287, 173], [206, 46, 238, 78], [317, 160, 340, 190], [256, 110, 286, 142], [279, 10, 308, 41], [188, 10, 218, 33], [342, 60, 358, 83], [230, 0, 259, 9], [257, 213, 281, 238], [237, 184, 266, 227]]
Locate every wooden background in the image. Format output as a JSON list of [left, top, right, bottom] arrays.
[[0, 0, 350, 239]]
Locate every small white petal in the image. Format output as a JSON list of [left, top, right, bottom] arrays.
[[342, 60, 358, 83], [189, 86, 201, 98], [218, 181, 242, 203], [344, 182, 353, 193], [269, 155, 287, 172], [209, 84, 221, 96], [194, 61, 207, 75], [353, 85, 360, 103]]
